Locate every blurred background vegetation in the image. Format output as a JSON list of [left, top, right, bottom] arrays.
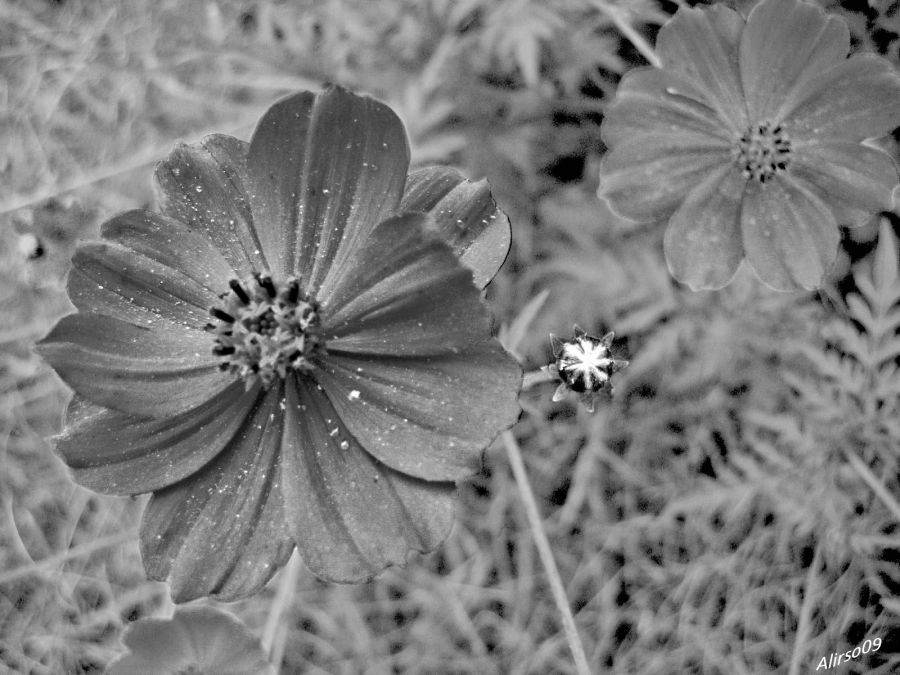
[[2, 0, 900, 672]]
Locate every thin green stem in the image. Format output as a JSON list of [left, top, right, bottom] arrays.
[[590, 0, 662, 69], [0, 529, 137, 585], [523, 368, 556, 391], [843, 448, 900, 522], [788, 543, 820, 675], [502, 430, 591, 675], [0, 112, 265, 215]]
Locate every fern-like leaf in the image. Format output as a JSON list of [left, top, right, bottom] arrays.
[[848, 221, 900, 372], [792, 220, 900, 424]]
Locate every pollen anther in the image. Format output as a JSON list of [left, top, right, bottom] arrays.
[[734, 120, 792, 184]]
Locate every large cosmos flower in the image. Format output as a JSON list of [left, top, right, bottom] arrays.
[[598, 0, 900, 291], [38, 86, 521, 602]]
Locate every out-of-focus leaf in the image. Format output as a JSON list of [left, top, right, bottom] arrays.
[[499, 288, 550, 358]]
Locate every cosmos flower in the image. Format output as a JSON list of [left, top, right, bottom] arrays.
[[38, 86, 521, 602], [597, 0, 900, 291], [106, 606, 273, 675], [548, 326, 628, 413]]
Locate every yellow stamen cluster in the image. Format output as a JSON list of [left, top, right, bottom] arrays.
[[735, 121, 792, 184], [207, 275, 321, 388]]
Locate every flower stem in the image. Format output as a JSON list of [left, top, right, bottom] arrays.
[[523, 368, 556, 391], [262, 548, 301, 671], [788, 543, 820, 675], [0, 528, 136, 585], [501, 430, 591, 675], [590, 0, 662, 69], [843, 448, 900, 522]]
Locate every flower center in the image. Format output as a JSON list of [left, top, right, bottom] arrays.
[[734, 121, 791, 184], [207, 275, 321, 388]]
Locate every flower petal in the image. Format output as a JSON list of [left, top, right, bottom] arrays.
[[663, 164, 745, 290], [598, 131, 731, 222], [101, 209, 235, 290], [172, 607, 274, 674], [109, 607, 274, 675], [791, 140, 899, 226], [246, 86, 410, 287], [154, 134, 269, 277], [781, 55, 900, 141], [741, 176, 840, 291], [656, 3, 747, 131], [601, 68, 733, 147], [37, 313, 232, 417], [739, 0, 849, 123], [280, 377, 456, 582], [319, 213, 494, 356], [58, 383, 256, 495], [67, 239, 220, 329], [399, 167, 511, 289], [312, 342, 521, 482], [109, 615, 195, 674], [140, 388, 294, 603]]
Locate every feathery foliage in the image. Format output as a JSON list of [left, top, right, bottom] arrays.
[[1, 0, 899, 673]]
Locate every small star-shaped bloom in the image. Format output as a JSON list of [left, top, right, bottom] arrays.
[[548, 326, 628, 412], [598, 0, 900, 291]]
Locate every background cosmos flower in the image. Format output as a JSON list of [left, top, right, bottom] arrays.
[[106, 606, 273, 675], [37, 85, 522, 602], [597, 0, 900, 291]]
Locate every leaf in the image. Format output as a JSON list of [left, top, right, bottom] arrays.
[[812, 218, 900, 394], [872, 219, 900, 300], [789, 219, 900, 423], [498, 288, 550, 359], [483, 2, 565, 87], [845, 294, 878, 336]]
